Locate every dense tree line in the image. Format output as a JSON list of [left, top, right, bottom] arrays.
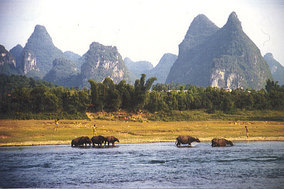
[[89, 74, 156, 112], [149, 79, 284, 113], [0, 74, 157, 118], [0, 74, 283, 119], [0, 74, 89, 119]]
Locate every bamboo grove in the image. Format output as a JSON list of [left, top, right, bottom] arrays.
[[0, 74, 283, 119]]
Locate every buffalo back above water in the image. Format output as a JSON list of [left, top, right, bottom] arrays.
[[105, 136, 119, 146], [211, 138, 233, 147], [71, 136, 92, 147], [176, 135, 200, 146], [91, 135, 106, 146]]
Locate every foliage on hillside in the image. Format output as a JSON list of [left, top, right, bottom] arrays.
[[0, 74, 55, 95], [43, 58, 81, 87]]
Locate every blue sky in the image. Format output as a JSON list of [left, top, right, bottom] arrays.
[[0, 0, 283, 66]]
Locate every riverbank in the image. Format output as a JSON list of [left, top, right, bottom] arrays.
[[0, 119, 283, 146], [1, 137, 284, 147]]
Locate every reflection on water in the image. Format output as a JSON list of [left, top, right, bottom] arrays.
[[0, 142, 283, 188]]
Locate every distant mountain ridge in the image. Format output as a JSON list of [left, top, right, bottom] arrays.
[[125, 53, 177, 84], [43, 58, 80, 87], [124, 57, 153, 79], [63, 51, 82, 71], [2, 25, 131, 88], [166, 12, 272, 90], [179, 14, 219, 56], [166, 13, 220, 86], [264, 53, 284, 85], [0, 45, 20, 75], [146, 53, 177, 84], [81, 42, 131, 87], [0, 13, 276, 89], [23, 25, 64, 78], [9, 44, 24, 73]]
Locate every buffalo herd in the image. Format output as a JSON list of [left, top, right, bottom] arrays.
[[175, 135, 233, 147], [71, 135, 233, 148], [71, 135, 119, 147]]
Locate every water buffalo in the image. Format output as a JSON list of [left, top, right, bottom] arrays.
[[211, 138, 233, 147], [71, 136, 92, 147], [176, 135, 200, 147], [105, 136, 119, 146], [91, 135, 106, 147]]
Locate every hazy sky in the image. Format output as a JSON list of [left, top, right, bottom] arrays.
[[0, 0, 283, 66]]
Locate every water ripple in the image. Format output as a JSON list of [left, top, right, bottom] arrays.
[[0, 142, 283, 188]]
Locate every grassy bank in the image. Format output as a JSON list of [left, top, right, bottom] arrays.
[[0, 118, 283, 146], [1, 110, 283, 122], [90, 110, 284, 122]]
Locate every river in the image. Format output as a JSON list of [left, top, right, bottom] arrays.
[[0, 142, 283, 188]]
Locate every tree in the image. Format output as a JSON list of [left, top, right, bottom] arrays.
[[145, 91, 167, 112], [9, 88, 31, 112], [116, 80, 133, 110], [220, 90, 235, 113], [265, 79, 280, 93], [30, 86, 48, 112], [89, 80, 101, 111], [133, 74, 157, 111], [43, 91, 59, 112], [164, 91, 178, 110], [265, 79, 284, 110], [103, 77, 121, 111], [177, 91, 187, 111]]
